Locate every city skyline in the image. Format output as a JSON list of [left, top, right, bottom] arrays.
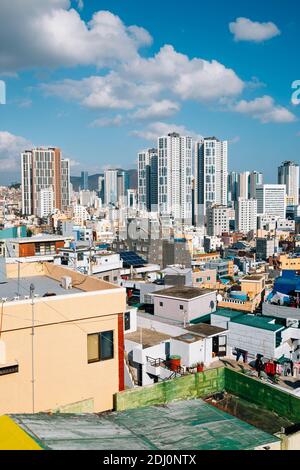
[[0, 0, 299, 184]]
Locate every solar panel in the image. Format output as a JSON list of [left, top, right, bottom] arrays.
[[119, 251, 148, 267]]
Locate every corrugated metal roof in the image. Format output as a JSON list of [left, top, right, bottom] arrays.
[[12, 399, 279, 450]]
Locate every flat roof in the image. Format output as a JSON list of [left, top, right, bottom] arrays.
[[212, 308, 245, 320], [153, 286, 215, 300], [232, 314, 284, 332], [12, 399, 279, 450], [185, 323, 227, 337], [125, 328, 171, 348], [0, 275, 82, 300], [6, 235, 67, 244], [242, 275, 265, 281]]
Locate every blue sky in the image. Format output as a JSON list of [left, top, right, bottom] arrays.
[[0, 0, 299, 184]]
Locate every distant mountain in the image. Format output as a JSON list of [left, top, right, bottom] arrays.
[[71, 169, 137, 192]]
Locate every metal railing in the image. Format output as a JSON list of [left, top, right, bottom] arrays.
[[146, 356, 185, 376]]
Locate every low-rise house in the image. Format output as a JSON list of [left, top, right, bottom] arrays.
[[0, 261, 126, 414], [211, 309, 289, 361], [152, 286, 217, 323]]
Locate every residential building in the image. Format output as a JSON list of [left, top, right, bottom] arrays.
[[117, 170, 130, 207], [227, 171, 238, 204], [104, 169, 118, 206], [158, 133, 192, 222], [256, 184, 286, 218], [238, 172, 250, 199], [206, 205, 230, 236], [80, 171, 89, 191], [236, 198, 257, 234], [37, 188, 54, 218], [3, 235, 67, 259], [152, 285, 217, 323], [249, 171, 263, 199], [0, 262, 126, 414], [256, 237, 279, 261], [195, 137, 228, 221], [21, 147, 70, 216], [211, 310, 288, 361], [138, 148, 158, 211], [278, 161, 299, 206]]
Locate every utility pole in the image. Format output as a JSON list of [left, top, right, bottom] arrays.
[[30, 283, 35, 414]]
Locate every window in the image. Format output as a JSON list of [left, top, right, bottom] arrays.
[[179, 305, 184, 310], [104, 275, 110, 282], [159, 301, 163, 307], [87, 331, 114, 363], [124, 312, 131, 331]]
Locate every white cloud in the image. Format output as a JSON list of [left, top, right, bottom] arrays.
[[0, 130, 32, 170], [130, 100, 180, 120], [0, 2, 152, 72], [41, 44, 244, 118], [233, 96, 297, 123], [229, 17, 281, 42], [41, 73, 161, 110], [90, 115, 123, 128], [123, 45, 244, 101], [131, 122, 203, 141]]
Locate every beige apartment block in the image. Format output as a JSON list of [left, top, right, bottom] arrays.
[[0, 262, 126, 414]]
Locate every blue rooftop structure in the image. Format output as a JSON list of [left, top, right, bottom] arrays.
[[274, 270, 300, 296]]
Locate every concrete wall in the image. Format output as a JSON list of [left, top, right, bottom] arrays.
[[114, 367, 225, 411], [225, 368, 300, 423], [263, 302, 300, 321], [228, 322, 276, 359]]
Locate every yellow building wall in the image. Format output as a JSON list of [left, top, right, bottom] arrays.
[[0, 285, 126, 414], [279, 255, 300, 270]]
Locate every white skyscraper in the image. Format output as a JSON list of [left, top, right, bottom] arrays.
[[195, 137, 228, 223], [278, 161, 299, 205], [238, 172, 250, 199], [256, 184, 286, 218], [37, 188, 54, 218], [104, 169, 118, 206], [236, 198, 257, 234], [158, 133, 192, 222]]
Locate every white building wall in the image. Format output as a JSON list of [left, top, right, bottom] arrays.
[[228, 323, 277, 359], [153, 291, 217, 322]]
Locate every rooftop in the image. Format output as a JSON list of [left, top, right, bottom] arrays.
[[125, 327, 171, 348], [212, 308, 245, 320], [0, 261, 120, 303], [11, 399, 279, 450], [0, 275, 82, 300], [6, 235, 67, 244], [185, 323, 227, 338], [242, 275, 265, 281], [153, 286, 215, 300], [232, 314, 285, 332]]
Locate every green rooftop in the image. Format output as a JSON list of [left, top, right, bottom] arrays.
[[12, 399, 279, 450], [231, 314, 285, 332], [212, 308, 245, 320]]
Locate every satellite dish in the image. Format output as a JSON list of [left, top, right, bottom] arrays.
[[217, 294, 223, 302]]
